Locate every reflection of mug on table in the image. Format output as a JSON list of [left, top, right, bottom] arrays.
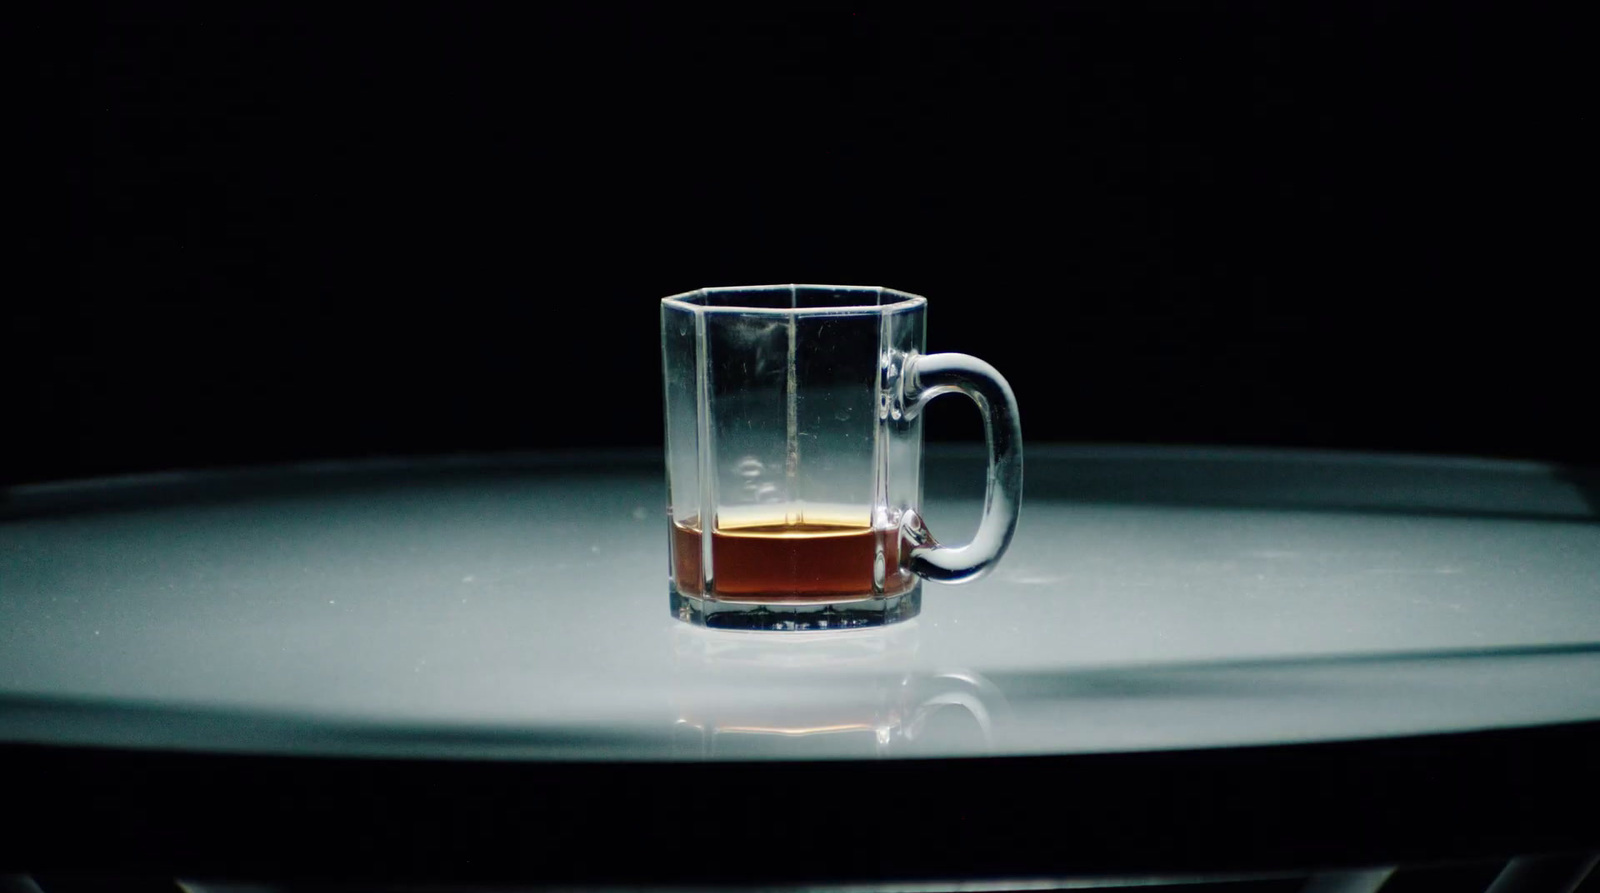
[[670, 623, 1008, 759], [661, 285, 1023, 630]]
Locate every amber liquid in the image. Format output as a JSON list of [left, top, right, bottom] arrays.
[[672, 514, 912, 603]]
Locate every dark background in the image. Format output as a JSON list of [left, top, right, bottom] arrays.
[[17, 3, 1592, 487]]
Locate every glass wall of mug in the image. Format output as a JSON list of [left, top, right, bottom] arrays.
[[662, 284, 1024, 630], [662, 286, 930, 630]]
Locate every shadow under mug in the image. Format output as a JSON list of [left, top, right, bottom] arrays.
[[661, 285, 1022, 630]]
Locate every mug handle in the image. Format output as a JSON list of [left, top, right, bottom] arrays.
[[898, 352, 1023, 583]]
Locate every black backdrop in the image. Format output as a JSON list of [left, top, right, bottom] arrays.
[[17, 3, 1592, 487]]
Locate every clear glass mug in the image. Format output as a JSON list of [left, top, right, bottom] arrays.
[[661, 285, 1022, 630]]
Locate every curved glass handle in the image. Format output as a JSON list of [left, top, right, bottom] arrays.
[[899, 352, 1023, 583]]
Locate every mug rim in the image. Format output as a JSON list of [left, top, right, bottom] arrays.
[[662, 284, 926, 315]]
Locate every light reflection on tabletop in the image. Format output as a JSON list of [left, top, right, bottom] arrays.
[[670, 621, 1008, 759], [0, 446, 1596, 761]]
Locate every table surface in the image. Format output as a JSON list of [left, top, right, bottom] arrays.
[[4, 444, 1598, 763]]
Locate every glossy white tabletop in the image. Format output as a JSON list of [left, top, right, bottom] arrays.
[[2, 446, 1597, 761]]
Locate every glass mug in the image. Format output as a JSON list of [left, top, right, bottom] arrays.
[[661, 285, 1022, 630]]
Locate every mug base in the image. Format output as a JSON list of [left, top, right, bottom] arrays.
[[670, 584, 922, 631]]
